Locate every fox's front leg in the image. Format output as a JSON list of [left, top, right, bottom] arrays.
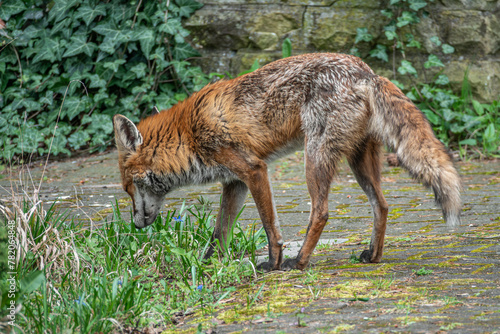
[[215, 149, 284, 271], [204, 180, 248, 260]]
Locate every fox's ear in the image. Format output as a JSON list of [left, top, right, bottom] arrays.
[[113, 114, 143, 153], [152, 106, 159, 116]]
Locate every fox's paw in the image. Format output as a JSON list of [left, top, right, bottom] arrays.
[[280, 258, 307, 271], [256, 261, 278, 272], [359, 249, 380, 263]]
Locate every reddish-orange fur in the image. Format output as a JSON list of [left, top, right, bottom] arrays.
[[113, 53, 461, 271]]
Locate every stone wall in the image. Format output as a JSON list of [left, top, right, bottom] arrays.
[[185, 0, 500, 102]]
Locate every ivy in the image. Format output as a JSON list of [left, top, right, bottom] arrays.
[[351, 0, 499, 158], [0, 0, 208, 162]]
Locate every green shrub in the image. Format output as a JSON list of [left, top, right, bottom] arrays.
[[0, 0, 208, 162], [351, 0, 499, 158]]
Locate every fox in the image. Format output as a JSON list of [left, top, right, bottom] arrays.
[[113, 53, 462, 271]]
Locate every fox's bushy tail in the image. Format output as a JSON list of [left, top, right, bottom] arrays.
[[355, 75, 462, 227]]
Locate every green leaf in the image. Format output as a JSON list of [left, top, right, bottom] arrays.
[[355, 27, 373, 44], [48, 0, 80, 23], [20, 271, 45, 296], [459, 139, 477, 146], [62, 96, 88, 120], [175, 0, 203, 18], [442, 44, 455, 54], [103, 59, 126, 73], [396, 11, 419, 28], [407, 39, 421, 49], [484, 123, 496, 142], [443, 109, 456, 122], [63, 35, 97, 58], [422, 109, 441, 125], [472, 100, 484, 115], [409, 0, 427, 11], [68, 130, 90, 150], [282, 38, 292, 59], [32, 38, 59, 64], [75, 3, 107, 26], [389, 0, 401, 5], [397, 60, 417, 76], [86, 74, 106, 88], [172, 43, 200, 60], [0, 2, 26, 20], [380, 9, 393, 19], [130, 63, 147, 79], [92, 21, 123, 40], [430, 36, 441, 47], [384, 25, 397, 41], [369, 44, 388, 62], [435, 74, 449, 85], [424, 54, 445, 68], [138, 29, 155, 58]]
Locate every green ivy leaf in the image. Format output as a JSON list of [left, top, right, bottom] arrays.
[[396, 11, 419, 28], [355, 27, 373, 44], [429, 36, 441, 47], [86, 74, 106, 88], [63, 35, 97, 58], [443, 108, 456, 122], [93, 21, 124, 40], [172, 43, 200, 60], [0, 2, 26, 20], [424, 54, 444, 68], [384, 25, 397, 41], [409, 0, 427, 11], [48, 0, 80, 23], [130, 63, 147, 79], [397, 60, 417, 76], [137, 29, 155, 58], [32, 38, 60, 64], [62, 96, 89, 120], [103, 59, 126, 73], [369, 44, 388, 62], [68, 130, 90, 150], [435, 74, 450, 85], [175, 0, 203, 18], [380, 9, 393, 19], [442, 44, 455, 54], [75, 3, 107, 26]]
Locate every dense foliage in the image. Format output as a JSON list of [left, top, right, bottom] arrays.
[[352, 0, 499, 158], [0, 0, 208, 161]]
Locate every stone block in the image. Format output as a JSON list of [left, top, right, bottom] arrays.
[[304, 7, 384, 52], [444, 60, 500, 102]]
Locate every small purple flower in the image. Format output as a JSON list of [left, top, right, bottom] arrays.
[[301, 307, 305, 313], [197, 284, 203, 291], [173, 216, 184, 223]]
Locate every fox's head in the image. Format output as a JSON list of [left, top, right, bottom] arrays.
[[113, 111, 165, 229]]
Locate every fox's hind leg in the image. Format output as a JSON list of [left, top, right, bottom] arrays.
[[347, 138, 389, 263], [203, 180, 248, 260], [281, 148, 336, 270]]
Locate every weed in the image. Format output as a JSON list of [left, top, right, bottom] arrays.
[[349, 251, 361, 264], [414, 267, 434, 276], [0, 195, 266, 332]]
